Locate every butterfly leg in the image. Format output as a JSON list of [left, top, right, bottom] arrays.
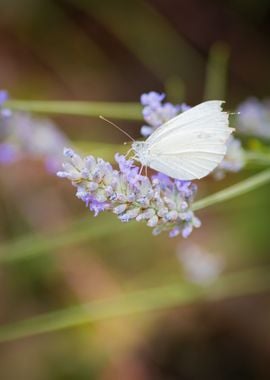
[[139, 165, 144, 176], [125, 147, 133, 159]]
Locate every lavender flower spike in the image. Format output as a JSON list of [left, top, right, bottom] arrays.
[[0, 106, 70, 172], [57, 149, 201, 238], [213, 136, 245, 180]]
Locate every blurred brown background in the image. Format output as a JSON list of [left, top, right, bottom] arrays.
[[0, 1, 270, 379]]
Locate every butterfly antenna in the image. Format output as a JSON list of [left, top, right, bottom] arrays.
[[99, 116, 135, 142]]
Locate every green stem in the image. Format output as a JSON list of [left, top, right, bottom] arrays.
[[0, 266, 269, 343], [4, 100, 142, 120], [193, 169, 270, 211], [245, 151, 270, 166]]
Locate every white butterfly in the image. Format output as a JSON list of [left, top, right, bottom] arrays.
[[132, 100, 234, 180]]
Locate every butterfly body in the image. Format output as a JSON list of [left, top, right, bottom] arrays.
[[132, 141, 150, 166], [132, 100, 234, 180]]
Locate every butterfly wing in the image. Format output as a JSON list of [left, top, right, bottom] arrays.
[[147, 100, 226, 144], [146, 100, 233, 180]]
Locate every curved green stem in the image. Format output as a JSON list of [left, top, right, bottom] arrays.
[[4, 100, 142, 120], [0, 266, 269, 343], [193, 169, 270, 211]]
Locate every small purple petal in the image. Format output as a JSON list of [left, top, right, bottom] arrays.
[[1, 108, 12, 118], [182, 225, 193, 238], [0, 90, 9, 105], [140, 92, 165, 107], [0, 143, 18, 164]]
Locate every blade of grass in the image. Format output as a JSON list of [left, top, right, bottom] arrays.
[[4, 100, 142, 120], [0, 266, 269, 343]]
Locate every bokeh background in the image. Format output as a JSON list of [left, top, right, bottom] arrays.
[[0, 1, 270, 379]]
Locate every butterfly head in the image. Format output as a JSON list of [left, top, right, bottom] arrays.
[[131, 141, 150, 166]]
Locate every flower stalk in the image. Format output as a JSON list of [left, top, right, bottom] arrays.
[[193, 169, 270, 211]]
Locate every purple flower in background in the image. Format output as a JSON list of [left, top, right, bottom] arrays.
[[213, 136, 245, 180], [237, 97, 270, 139], [57, 149, 200, 238], [0, 90, 9, 106], [0, 94, 70, 172], [140, 91, 189, 137], [177, 244, 224, 285], [0, 90, 11, 118], [141, 92, 165, 107]]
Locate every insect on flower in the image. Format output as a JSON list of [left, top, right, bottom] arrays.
[[57, 93, 234, 238], [132, 100, 234, 180]]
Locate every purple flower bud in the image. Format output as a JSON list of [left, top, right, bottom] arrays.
[[164, 210, 178, 222], [140, 92, 165, 107], [181, 201, 188, 210], [180, 103, 191, 112], [152, 226, 162, 236], [64, 147, 75, 158], [89, 200, 108, 216], [0, 90, 9, 105], [119, 208, 140, 222], [113, 204, 127, 215], [56, 171, 69, 178], [193, 217, 202, 228], [169, 227, 181, 238], [140, 125, 153, 137], [157, 207, 169, 217], [147, 215, 158, 227], [76, 189, 89, 201], [95, 191, 107, 203], [182, 225, 193, 238]]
